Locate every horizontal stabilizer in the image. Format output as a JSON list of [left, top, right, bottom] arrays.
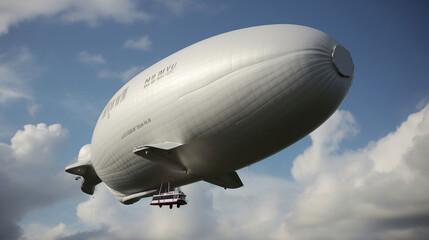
[[65, 162, 101, 195], [203, 171, 243, 189], [133, 142, 187, 172]]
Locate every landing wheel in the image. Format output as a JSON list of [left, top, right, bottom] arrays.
[[159, 205, 162, 208], [169, 204, 172, 209], [177, 204, 180, 208]]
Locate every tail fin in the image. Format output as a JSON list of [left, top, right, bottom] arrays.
[[65, 144, 101, 195]]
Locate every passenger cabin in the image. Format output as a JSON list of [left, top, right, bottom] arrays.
[[150, 189, 187, 209]]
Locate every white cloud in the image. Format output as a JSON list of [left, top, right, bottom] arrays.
[[0, 0, 150, 35], [123, 35, 152, 51], [119, 66, 144, 81], [0, 123, 73, 240], [155, 0, 211, 16], [60, 0, 150, 27], [98, 65, 145, 82], [58, 174, 300, 240], [10, 123, 67, 163], [0, 0, 68, 35], [157, 0, 192, 16], [0, 87, 31, 103], [0, 47, 33, 103], [284, 103, 429, 239], [19, 103, 429, 240], [0, 47, 41, 115], [292, 110, 359, 184], [22, 222, 67, 240], [416, 96, 429, 111], [27, 102, 42, 117], [61, 96, 103, 125], [0, 0, 215, 36], [77, 51, 105, 65]]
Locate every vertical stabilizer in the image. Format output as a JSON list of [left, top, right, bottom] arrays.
[[65, 144, 101, 195]]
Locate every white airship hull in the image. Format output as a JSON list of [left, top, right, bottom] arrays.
[[66, 24, 353, 204]]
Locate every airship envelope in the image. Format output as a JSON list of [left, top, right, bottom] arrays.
[[66, 24, 354, 205]]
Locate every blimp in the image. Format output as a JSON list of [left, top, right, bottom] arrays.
[[66, 24, 354, 207]]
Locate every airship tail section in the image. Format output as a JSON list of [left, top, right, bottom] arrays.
[[65, 144, 101, 195]]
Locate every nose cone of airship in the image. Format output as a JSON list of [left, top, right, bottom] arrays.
[[307, 42, 353, 114], [332, 44, 354, 78], [326, 43, 354, 104], [270, 27, 354, 135], [329, 43, 354, 103]]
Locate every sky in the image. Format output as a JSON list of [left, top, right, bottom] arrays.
[[0, 0, 428, 239]]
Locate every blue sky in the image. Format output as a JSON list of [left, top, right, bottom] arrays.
[[0, 1, 428, 240]]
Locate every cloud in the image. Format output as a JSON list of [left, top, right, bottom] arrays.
[[54, 174, 300, 240], [0, 123, 72, 240], [60, 0, 150, 27], [0, 0, 213, 36], [77, 51, 105, 65], [156, 0, 193, 16], [98, 65, 145, 82], [155, 0, 213, 16], [22, 223, 67, 240], [292, 110, 359, 184], [123, 35, 152, 51], [27, 102, 42, 117], [119, 66, 145, 81], [0, 47, 33, 103], [0, 47, 41, 115], [61, 95, 104, 125], [18, 103, 429, 240], [0, 87, 31, 103], [0, 0, 68, 35], [56, 226, 110, 240], [0, 0, 150, 35], [284, 103, 429, 239], [416, 96, 429, 110]]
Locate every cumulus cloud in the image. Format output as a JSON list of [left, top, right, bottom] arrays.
[[20, 104, 429, 240], [0, 0, 150, 35], [0, 123, 73, 240], [284, 103, 429, 240], [292, 110, 359, 184], [55, 174, 300, 240], [77, 51, 105, 65], [22, 223, 68, 240], [123, 35, 152, 50]]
